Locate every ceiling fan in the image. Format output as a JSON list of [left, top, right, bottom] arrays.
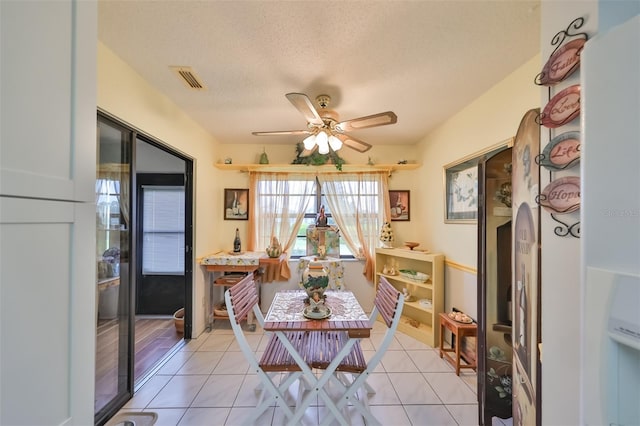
[[252, 93, 397, 155]]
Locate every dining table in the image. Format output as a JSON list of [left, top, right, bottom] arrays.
[[263, 289, 372, 425]]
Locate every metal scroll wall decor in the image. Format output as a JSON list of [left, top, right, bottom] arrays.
[[535, 17, 588, 239]]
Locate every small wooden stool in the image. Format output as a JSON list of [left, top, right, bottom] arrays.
[[439, 312, 477, 375]]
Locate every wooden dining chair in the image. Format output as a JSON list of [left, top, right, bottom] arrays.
[[224, 275, 305, 423], [313, 276, 405, 426]]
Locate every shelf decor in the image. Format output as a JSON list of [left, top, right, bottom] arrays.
[[495, 162, 513, 208], [379, 221, 394, 248], [291, 142, 345, 170]]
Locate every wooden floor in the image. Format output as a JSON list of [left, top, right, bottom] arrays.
[[95, 316, 183, 412]]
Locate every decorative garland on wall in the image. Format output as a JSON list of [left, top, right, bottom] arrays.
[[291, 143, 346, 171]]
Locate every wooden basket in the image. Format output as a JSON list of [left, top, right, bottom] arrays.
[[213, 304, 229, 317], [173, 308, 185, 334]]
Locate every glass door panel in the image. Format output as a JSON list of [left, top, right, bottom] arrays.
[[95, 116, 133, 422]]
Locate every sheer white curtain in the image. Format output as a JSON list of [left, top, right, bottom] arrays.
[[319, 172, 390, 281], [249, 172, 316, 279], [97, 163, 130, 227]]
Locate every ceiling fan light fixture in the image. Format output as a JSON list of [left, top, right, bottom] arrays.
[[328, 134, 343, 151], [253, 92, 395, 155], [316, 131, 330, 154], [303, 134, 317, 150]]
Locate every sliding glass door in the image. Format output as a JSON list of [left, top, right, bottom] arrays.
[[95, 115, 134, 423], [94, 112, 194, 424]]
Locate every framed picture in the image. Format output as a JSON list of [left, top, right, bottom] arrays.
[[443, 140, 513, 223], [389, 190, 410, 221], [224, 188, 249, 220], [444, 157, 479, 223]]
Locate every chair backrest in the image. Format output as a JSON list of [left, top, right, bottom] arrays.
[[225, 274, 263, 370], [225, 274, 260, 325], [367, 276, 404, 368], [372, 276, 404, 328]]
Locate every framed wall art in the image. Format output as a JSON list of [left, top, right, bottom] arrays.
[[224, 188, 249, 220], [444, 158, 479, 223], [389, 190, 410, 221], [444, 139, 513, 223]]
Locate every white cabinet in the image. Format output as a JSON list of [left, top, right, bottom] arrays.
[[0, 1, 97, 424], [375, 248, 444, 347]]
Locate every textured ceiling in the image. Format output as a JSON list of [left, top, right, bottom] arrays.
[[98, 0, 540, 148]]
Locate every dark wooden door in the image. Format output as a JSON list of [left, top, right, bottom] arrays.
[[477, 147, 514, 425], [136, 173, 186, 315]]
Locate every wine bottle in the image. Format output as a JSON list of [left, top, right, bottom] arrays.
[[233, 228, 241, 253], [232, 191, 239, 215]]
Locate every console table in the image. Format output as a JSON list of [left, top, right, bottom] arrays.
[[200, 251, 285, 330], [439, 312, 477, 375]]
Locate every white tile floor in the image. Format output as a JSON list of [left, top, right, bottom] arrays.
[[117, 321, 478, 425]]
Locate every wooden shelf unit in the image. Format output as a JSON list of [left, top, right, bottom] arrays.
[[374, 248, 444, 347], [214, 163, 420, 174]]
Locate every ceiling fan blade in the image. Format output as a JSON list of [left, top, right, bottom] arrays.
[[335, 111, 397, 132], [252, 130, 313, 136], [285, 93, 324, 126], [335, 133, 372, 153]]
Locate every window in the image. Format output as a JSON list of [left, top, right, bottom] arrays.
[[141, 186, 185, 274], [255, 176, 383, 259], [291, 179, 355, 258], [255, 177, 316, 257], [253, 170, 388, 281]]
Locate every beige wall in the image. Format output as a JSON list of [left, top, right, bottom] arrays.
[[415, 54, 541, 317], [98, 42, 220, 335]]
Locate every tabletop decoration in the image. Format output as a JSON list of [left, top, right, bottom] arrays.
[[448, 310, 473, 323], [301, 262, 329, 302], [404, 241, 420, 250], [379, 221, 394, 248], [265, 235, 282, 258], [297, 256, 345, 290]]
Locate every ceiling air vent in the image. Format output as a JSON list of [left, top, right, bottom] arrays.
[[170, 66, 207, 90]]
